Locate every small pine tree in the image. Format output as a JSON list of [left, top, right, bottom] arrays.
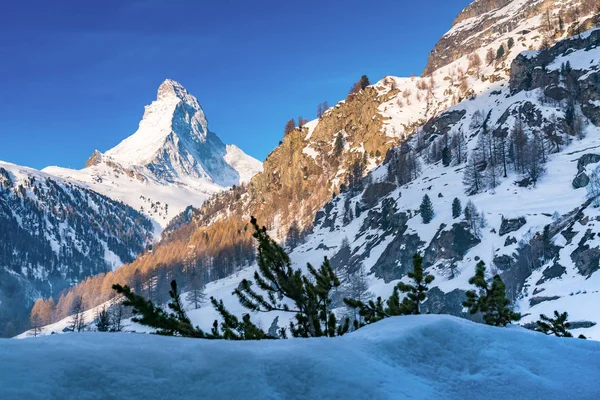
[[95, 306, 111, 332], [535, 311, 578, 338], [234, 217, 350, 338], [393, 253, 434, 315], [507, 37, 514, 49], [463, 261, 521, 326], [420, 194, 434, 224], [452, 198, 462, 219], [344, 253, 434, 324]]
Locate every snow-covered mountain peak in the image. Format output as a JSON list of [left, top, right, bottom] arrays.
[[157, 79, 197, 103], [44, 79, 262, 228], [105, 79, 209, 167]]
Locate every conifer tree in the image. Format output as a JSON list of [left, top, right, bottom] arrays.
[[496, 44, 505, 59], [452, 198, 462, 219], [441, 146, 451, 167], [113, 280, 211, 338], [420, 194, 434, 224], [535, 311, 582, 338], [344, 253, 434, 325], [393, 253, 434, 315], [334, 132, 344, 157], [463, 261, 521, 326], [234, 217, 350, 338], [95, 306, 111, 332]]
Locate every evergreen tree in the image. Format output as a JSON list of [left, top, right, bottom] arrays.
[[441, 146, 451, 167], [359, 75, 370, 90], [463, 261, 521, 326], [113, 280, 210, 338], [234, 217, 350, 338], [393, 253, 434, 315], [535, 311, 575, 338], [95, 306, 111, 332], [334, 132, 344, 157], [344, 253, 434, 325], [496, 44, 505, 59], [420, 194, 434, 224], [452, 198, 462, 219]]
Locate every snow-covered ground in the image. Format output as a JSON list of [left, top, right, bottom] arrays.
[[5, 315, 600, 400]]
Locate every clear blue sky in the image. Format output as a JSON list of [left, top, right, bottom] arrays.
[[0, 0, 471, 169]]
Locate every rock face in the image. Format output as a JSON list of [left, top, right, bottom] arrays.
[[572, 154, 600, 188], [423, 223, 481, 268], [499, 217, 526, 236]]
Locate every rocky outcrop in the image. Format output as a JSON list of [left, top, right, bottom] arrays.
[[423, 223, 481, 268], [571, 229, 600, 277], [422, 287, 467, 316], [536, 263, 567, 285], [422, 110, 467, 139], [529, 296, 561, 307], [371, 231, 424, 283], [499, 217, 526, 236], [84, 150, 103, 167], [510, 29, 600, 94]]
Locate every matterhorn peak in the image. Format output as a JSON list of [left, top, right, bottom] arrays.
[[156, 79, 199, 106]]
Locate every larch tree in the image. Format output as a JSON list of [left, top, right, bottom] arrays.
[[284, 119, 296, 135]]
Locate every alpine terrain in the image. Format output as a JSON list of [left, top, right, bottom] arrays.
[[0, 80, 261, 336], [5, 0, 600, 398]]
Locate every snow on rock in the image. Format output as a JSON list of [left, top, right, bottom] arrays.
[[5, 315, 600, 400], [44, 79, 262, 228]]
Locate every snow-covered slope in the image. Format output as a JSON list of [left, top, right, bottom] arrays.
[[7, 315, 600, 400], [0, 161, 154, 336], [44, 79, 262, 228]]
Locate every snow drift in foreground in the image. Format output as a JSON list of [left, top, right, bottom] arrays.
[[3, 315, 600, 400]]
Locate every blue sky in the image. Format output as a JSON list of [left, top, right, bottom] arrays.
[[0, 0, 471, 169]]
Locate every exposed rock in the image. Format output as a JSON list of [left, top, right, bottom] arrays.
[[536, 263, 567, 285], [529, 296, 561, 307], [570, 321, 597, 329], [576, 154, 600, 173], [499, 217, 526, 236], [570, 229, 600, 277], [422, 287, 467, 316], [422, 110, 466, 139], [510, 29, 600, 94], [371, 232, 424, 283], [572, 172, 590, 189], [493, 254, 515, 271], [504, 236, 517, 246], [85, 150, 103, 167], [361, 182, 396, 209], [423, 222, 481, 268]]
